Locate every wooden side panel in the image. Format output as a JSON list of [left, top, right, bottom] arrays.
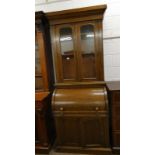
[[112, 131, 120, 147]]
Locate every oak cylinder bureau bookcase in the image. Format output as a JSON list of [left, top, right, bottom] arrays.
[[35, 12, 56, 154], [46, 5, 113, 155]]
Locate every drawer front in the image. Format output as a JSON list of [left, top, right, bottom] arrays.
[[112, 131, 120, 147], [54, 104, 106, 112]]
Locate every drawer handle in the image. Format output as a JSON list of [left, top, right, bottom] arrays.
[[95, 107, 99, 111], [60, 107, 63, 111]]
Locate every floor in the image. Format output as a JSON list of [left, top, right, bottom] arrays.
[[36, 149, 118, 155], [36, 149, 89, 155]]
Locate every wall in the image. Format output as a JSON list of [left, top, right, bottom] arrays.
[[35, 0, 120, 81]]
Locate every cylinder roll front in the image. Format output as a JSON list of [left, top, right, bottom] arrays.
[[52, 87, 108, 112]]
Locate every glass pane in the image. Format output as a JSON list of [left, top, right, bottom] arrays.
[[59, 27, 76, 80], [80, 25, 96, 79], [35, 36, 44, 90], [35, 39, 42, 75]]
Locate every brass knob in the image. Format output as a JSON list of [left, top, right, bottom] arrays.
[[66, 57, 70, 60], [60, 107, 63, 111], [95, 107, 99, 111]]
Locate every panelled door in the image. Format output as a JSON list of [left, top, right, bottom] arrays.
[[76, 21, 102, 81], [54, 114, 110, 148], [55, 24, 78, 82]]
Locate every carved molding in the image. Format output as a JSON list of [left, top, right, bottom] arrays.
[[35, 11, 48, 32]]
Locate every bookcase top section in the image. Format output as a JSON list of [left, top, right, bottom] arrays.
[[46, 5, 107, 24]]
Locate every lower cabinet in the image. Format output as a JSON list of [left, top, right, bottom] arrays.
[[55, 115, 110, 148], [52, 87, 112, 155], [54, 114, 111, 155], [35, 92, 56, 154], [80, 116, 109, 147]]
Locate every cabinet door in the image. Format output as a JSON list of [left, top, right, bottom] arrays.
[[35, 33, 44, 90], [80, 116, 110, 147], [76, 21, 103, 81], [35, 31, 49, 91], [55, 116, 81, 146], [55, 25, 78, 82]]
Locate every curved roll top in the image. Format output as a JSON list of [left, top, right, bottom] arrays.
[[52, 87, 108, 111]]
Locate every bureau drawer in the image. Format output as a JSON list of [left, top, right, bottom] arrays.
[[53, 104, 105, 112]]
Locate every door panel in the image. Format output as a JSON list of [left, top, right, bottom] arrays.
[[81, 116, 110, 147], [80, 24, 96, 79], [81, 117, 102, 146], [55, 25, 78, 82], [76, 21, 99, 81], [35, 33, 44, 90], [55, 116, 81, 146]]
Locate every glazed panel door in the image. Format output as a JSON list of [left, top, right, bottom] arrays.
[[76, 21, 103, 81], [55, 24, 78, 82], [35, 31, 49, 91], [35, 33, 44, 90]]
